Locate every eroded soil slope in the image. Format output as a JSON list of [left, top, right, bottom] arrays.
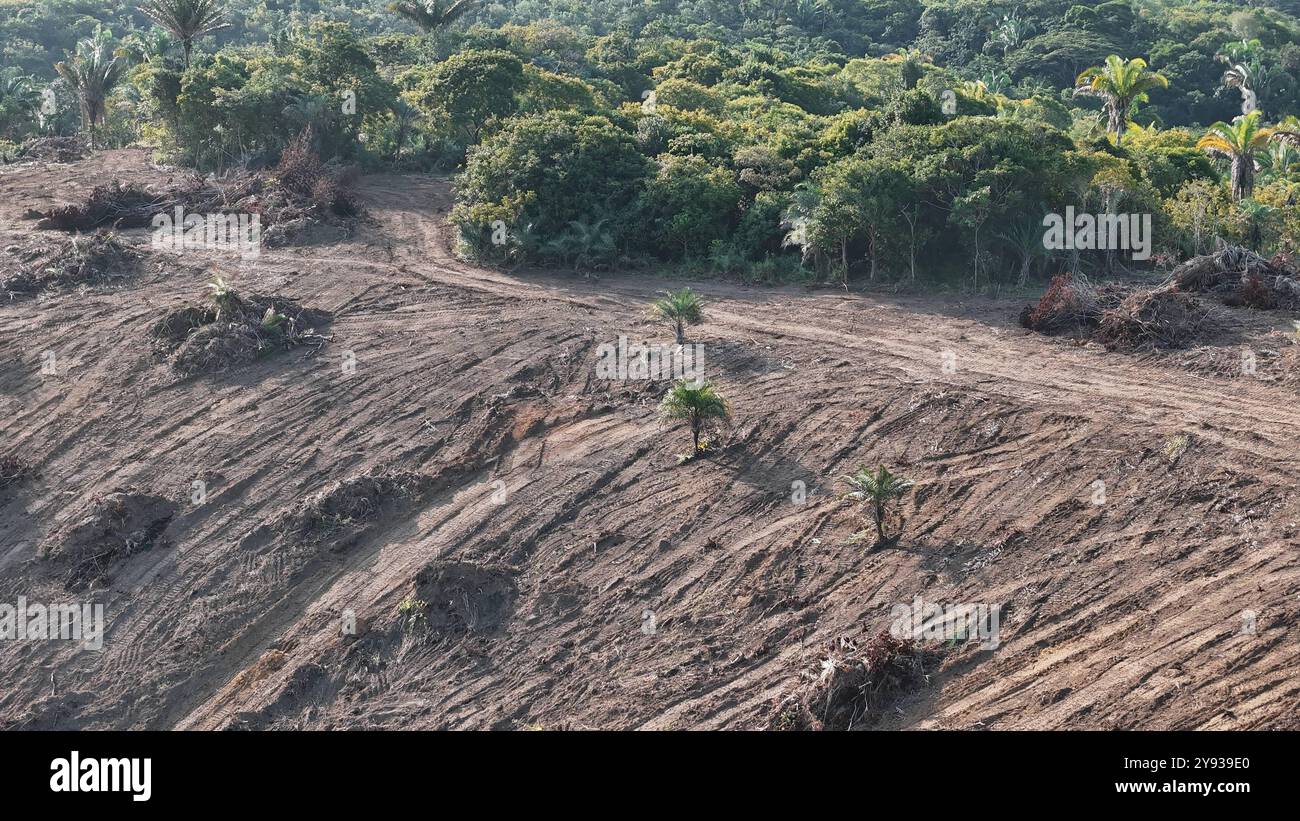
[[1, 150, 1297, 729]]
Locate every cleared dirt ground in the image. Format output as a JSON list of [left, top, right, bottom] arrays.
[[1, 149, 1298, 729]]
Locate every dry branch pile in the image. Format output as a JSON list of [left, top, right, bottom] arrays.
[[1, 230, 140, 297], [1170, 244, 1300, 310], [8, 136, 87, 164], [1096, 288, 1211, 349], [150, 291, 331, 375], [768, 632, 927, 730], [34, 129, 361, 244], [1022, 272, 1214, 350]]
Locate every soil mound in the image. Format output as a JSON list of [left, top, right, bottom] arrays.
[[40, 490, 177, 591], [410, 561, 518, 635], [277, 472, 429, 543]]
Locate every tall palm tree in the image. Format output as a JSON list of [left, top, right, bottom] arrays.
[[659, 380, 730, 455], [138, 0, 229, 68], [1197, 111, 1273, 200], [649, 287, 704, 345], [842, 465, 913, 546], [1074, 55, 1169, 148], [386, 0, 477, 34], [54, 27, 126, 150]]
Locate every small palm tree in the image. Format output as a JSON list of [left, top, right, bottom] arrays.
[[137, 0, 229, 68], [54, 27, 126, 150], [659, 380, 729, 456], [649, 287, 704, 345], [842, 465, 913, 546], [387, 0, 477, 33], [1197, 111, 1273, 200], [1074, 55, 1169, 148], [206, 275, 241, 319]]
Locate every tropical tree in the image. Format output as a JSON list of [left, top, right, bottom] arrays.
[[386, 0, 477, 34], [1074, 56, 1169, 147], [659, 380, 729, 456], [138, 0, 230, 68], [987, 9, 1036, 58], [1196, 111, 1273, 200], [649, 287, 704, 345], [0, 72, 42, 139], [1273, 115, 1300, 147], [54, 27, 126, 150], [842, 465, 913, 546]]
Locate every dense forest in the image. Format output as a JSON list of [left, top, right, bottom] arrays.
[[3, 0, 1300, 286]]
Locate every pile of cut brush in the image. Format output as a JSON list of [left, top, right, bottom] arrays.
[[150, 277, 331, 376], [5, 136, 87, 164], [34, 129, 361, 245], [1020, 272, 1213, 350], [767, 632, 929, 731], [1169, 243, 1300, 310], [1, 230, 140, 298]]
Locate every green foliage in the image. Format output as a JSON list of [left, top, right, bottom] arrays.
[[451, 110, 651, 260], [649, 287, 704, 344], [659, 379, 729, 456], [54, 26, 126, 149], [640, 155, 741, 259], [842, 465, 913, 545]]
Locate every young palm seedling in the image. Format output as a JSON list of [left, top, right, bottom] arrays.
[[659, 379, 730, 460], [650, 287, 704, 345], [206, 275, 241, 320], [842, 465, 914, 548]]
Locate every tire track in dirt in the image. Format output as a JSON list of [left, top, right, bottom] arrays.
[[2, 157, 1298, 729]]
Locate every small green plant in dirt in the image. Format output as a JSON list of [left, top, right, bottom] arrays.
[[260, 306, 287, 332], [649, 287, 704, 344], [1163, 434, 1190, 464], [399, 595, 428, 633], [842, 465, 914, 548], [206, 275, 241, 319], [659, 379, 730, 460]]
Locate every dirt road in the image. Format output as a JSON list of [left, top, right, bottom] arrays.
[[1, 150, 1297, 729]]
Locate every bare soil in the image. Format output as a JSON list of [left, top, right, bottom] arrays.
[[2, 149, 1298, 730]]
